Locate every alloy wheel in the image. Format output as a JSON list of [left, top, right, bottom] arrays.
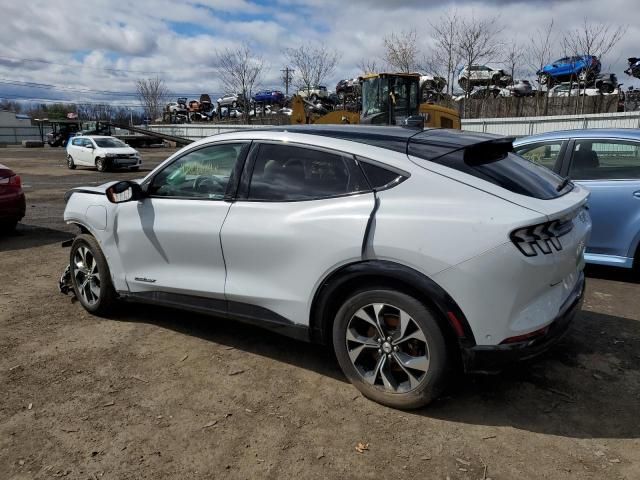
[[345, 303, 430, 393], [73, 246, 101, 306]]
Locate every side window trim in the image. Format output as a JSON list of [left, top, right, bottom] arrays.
[[142, 141, 251, 201], [239, 140, 372, 203]]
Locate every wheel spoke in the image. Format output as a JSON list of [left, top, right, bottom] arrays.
[[346, 328, 378, 347], [397, 310, 412, 341], [89, 280, 100, 299], [353, 307, 385, 338], [363, 354, 385, 386], [379, 359, 397, 391], [393, 327, 427, 346], [392, 353, 423, 389], [394, 351, 429, 373]]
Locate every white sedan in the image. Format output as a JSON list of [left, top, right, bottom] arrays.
[[66, 136, 142, 172]]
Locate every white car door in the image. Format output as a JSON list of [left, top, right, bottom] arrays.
[[221, 141, 375, 327], [68, 138, 84, 163], [79, 138, 95, 165], [113, 141, 250, 301]]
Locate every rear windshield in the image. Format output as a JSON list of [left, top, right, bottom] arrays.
[[412, 149, 570, 200]]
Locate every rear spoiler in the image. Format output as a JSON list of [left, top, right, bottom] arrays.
[[463, 137, 515, 164], [407, 129, 516, 164]]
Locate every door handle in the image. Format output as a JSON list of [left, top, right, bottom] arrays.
[[634, 191, 640, 199]]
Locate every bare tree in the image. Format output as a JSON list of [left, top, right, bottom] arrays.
[[426, 10, 460, 95], [383, 30, 419, 73], [216, 44, 265, 120], [504, 42, 523, 85], [285, 44, 338, 95], [357, 58, 378, 75], [525, 19, 556, 115], [135, 77, 169, 122], [454, 15, 503, 116], [563, 19, 627, 113]]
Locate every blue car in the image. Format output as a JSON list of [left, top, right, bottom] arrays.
[[537, 55, 601, 87], [514, 129, 640, 270], [253, 90, 285, 105]]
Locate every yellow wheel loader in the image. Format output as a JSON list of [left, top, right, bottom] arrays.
[[290, 72, 460, 129]]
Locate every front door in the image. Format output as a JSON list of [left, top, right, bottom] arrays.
[[114, 142, 249, 298]]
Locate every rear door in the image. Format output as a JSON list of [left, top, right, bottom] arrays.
[[566, 138, 640, 265], [221, 141, 375, 327]]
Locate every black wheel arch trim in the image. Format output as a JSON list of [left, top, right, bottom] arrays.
[[309, 259, 476, 348]]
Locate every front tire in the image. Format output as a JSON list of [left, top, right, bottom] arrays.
[[70, 234, 116, 316], [95, 157, 108, 172], [333, 289, 448, 410], [67, 155, 76, 170]]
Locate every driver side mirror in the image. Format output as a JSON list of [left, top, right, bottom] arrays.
[[106, 180, 143, 203]]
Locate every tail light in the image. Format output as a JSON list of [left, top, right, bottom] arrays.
[[0, 174, 21, 189], [510, 217, 573, 257]]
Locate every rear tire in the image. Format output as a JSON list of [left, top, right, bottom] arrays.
[[67, 155, 76, 170], [70, 234, 116, 316], [332, 288, 449, 410]]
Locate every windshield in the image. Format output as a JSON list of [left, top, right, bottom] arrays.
[[94, 138, 128, 148], [362, 76, 419, 123]]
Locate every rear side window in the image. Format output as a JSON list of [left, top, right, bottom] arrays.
[[359, 161, 405, 190], [515, 140, 566, 170], [72, 138, 82, 146], [421, 150, 568, 200], [248, 143, 368, 201], [569, 139, 640, 180]]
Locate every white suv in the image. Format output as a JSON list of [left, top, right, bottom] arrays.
[[60, 126, 591, 409], [458, 65, 512, 90], [66, 136, 142, 172]]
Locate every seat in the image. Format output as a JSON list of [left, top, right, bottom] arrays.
[[572, 142, 600, 171]]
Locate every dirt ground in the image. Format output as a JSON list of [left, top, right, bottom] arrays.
[[1, 146, 639, 480]]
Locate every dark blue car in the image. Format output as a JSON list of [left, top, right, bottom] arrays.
[[537, 55, 601, 87], [253, 90, 285, 105], [514, 129, 640, 270]]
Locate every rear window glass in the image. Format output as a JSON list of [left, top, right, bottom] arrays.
[[359, 161, 404, 190], [414, 150, 569, 200]]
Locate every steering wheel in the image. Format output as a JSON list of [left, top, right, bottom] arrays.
[[194, 175, 224, 194]]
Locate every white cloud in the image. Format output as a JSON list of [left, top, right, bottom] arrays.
[[0, 0, 636, 108]]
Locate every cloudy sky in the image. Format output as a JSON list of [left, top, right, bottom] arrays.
[[1, 0, 638, 108]]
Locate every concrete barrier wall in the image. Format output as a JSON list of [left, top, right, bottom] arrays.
[[461, 111, 640, 137]]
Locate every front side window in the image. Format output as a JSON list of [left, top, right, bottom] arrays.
[[569, 139, 640, 180], [149, 143, 245, 199], [82, 139, 94, 148], [248, 143, 368, 201], [515, 140, 565, 170]]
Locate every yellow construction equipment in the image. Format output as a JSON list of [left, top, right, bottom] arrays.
[[290, 72, 460, 129]]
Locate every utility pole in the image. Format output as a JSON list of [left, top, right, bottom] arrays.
[[281, 66, 294, 96]]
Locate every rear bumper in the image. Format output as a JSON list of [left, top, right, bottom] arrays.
[[0, 192, 26, 222], [462, 272, 585, 374]]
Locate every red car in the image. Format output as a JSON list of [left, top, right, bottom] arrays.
[[0, 164, 26, 231]]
